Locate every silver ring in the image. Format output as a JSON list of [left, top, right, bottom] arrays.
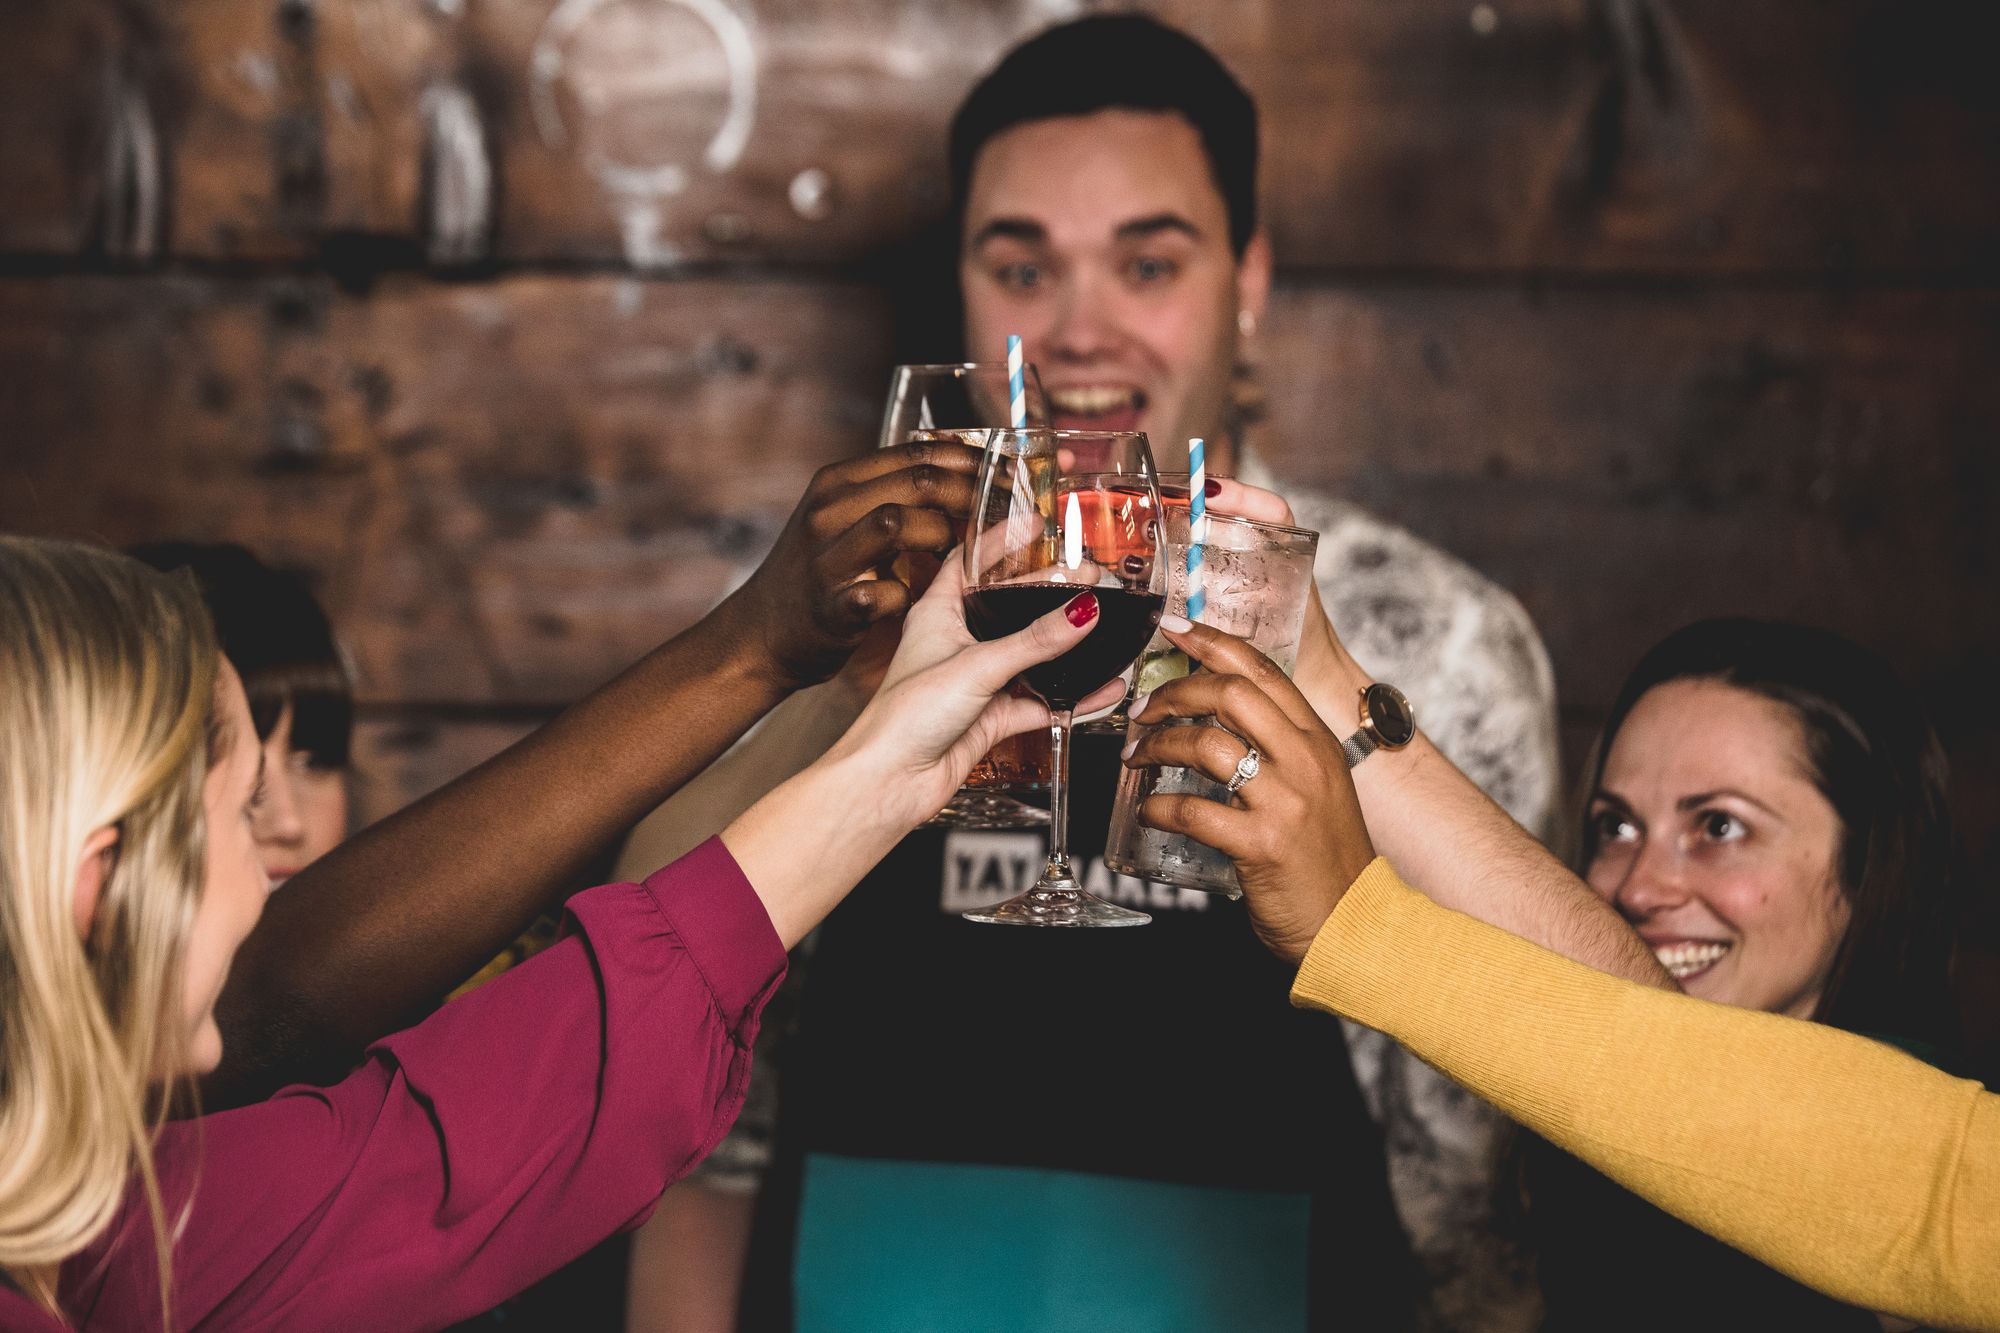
[[1224, 745, 1261, 795]]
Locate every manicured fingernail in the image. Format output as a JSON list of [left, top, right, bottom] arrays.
[[1120, 736, 1140, 761], [1159, 613, 1192, 634], [1130, 691, 1151, 718], [1204, 479, 1222, 498], [1065, 591, 1099, 627]]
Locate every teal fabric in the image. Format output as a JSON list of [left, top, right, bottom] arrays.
[[794, 1153, 1310, 1333]]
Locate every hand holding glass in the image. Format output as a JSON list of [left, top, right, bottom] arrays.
[[878, 363, 1053, 829], [1105, 509, 1319, 897], [960, 429, 1166, 926]]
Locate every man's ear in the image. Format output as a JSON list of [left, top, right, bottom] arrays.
[[74, 825, 120, 942], [1235, 228, 1273, 333]]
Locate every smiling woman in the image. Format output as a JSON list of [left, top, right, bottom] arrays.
[[0, 531, 1112, 1331], [1584, 679, 1854, 1013], [0, 540, 220, 1322], [1524, 618, 1966, 1332], [1580, 619, 1962, 1046]]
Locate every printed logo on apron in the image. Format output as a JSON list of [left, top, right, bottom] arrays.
[[940, 831, 1212, 916]]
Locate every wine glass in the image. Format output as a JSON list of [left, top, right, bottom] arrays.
[[960, 429, 1166, 927], [879, 364, 1053, 830], [1074, 471, 1195, 735], [879, 362, 1048, 450]]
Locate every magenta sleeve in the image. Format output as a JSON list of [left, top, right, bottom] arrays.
[[67, 836, 786, 1330]]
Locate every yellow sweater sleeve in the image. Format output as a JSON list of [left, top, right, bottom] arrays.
[[1292, 858, 2000, 1330]]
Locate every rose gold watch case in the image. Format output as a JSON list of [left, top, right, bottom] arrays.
[[1357, 682, 1416, 750]]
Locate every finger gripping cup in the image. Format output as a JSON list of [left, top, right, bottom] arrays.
[[1103, 509, 1317, 896]]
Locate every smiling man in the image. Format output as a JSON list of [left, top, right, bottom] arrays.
[[622, 17, 1561, 1333], [952, 57, 1264, 458], [938, 22, 1561, 1331]]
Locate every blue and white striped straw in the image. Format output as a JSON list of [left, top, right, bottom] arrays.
[[1006, 334, 1027, 428], [1186, 437, 1207, 623]]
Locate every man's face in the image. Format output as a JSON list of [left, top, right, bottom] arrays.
[[960, 109, 1269, 466]]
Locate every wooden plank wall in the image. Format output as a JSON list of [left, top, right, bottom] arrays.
[[3, 1, 1997, 1059]]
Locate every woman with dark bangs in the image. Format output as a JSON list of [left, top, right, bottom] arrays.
[[130, 542, 353, 891]]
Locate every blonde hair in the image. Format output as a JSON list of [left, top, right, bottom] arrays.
[[0, 536, 218, 1323]]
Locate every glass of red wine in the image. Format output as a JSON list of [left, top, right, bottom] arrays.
[[960, 428, 1166, 927]]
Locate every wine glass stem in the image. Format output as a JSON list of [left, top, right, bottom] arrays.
[[1044, 709, 1075, 883]]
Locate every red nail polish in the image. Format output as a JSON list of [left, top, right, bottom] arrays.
[[1204, 479, 1222, 498], [1065, 591, 1099, 626]]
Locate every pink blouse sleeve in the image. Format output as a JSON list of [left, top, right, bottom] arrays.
[[67, 837, 786, 1331]]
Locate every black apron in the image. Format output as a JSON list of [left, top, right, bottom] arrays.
[[742, 732, 1417, 1331]]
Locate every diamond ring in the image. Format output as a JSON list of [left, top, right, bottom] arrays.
[[1225, 745, 1261, 795]]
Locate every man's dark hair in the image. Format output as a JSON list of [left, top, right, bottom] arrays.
[[128, 541, 354, 769], [948, 15, 1260, 255]]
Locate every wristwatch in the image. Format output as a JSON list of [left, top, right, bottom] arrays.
[[1340, 683, 1416, 769]]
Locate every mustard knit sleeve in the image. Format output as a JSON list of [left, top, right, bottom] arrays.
[[1292, 859, 2000, 1330]]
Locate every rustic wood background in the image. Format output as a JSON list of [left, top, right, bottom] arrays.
[[3, 0, 1996, 1062]]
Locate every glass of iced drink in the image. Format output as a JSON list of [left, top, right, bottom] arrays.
[[1103, 510, 1319, 897]]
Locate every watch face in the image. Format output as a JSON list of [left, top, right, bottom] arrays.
[[1363, 683, 1416, 748]]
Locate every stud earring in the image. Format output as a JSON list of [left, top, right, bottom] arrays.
[[1238, 309, 1256, 338]]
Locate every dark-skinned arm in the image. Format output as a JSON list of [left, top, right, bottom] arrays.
[[205, 443, 982, 1108]]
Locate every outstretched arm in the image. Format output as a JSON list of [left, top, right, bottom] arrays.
[[98, 556, 1115, 1331], [209, 444, 985, 1106], [612, 673, 873, 882], [1293, 614, 1671, 988], [1127, 620, 2000, 1326], [1199, 480, 1669, 988], [1130, 600, 1668, 988], [1291, 860, 2000, 1331]]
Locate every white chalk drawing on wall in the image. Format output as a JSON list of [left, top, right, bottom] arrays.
[[102, 66, 161, 259], [423, 84, 492, 263], [530, 0, 759, 266]]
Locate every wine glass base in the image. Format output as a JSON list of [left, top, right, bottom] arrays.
[[924, 790, 1050, 830], [961, 887, 1151, 927]]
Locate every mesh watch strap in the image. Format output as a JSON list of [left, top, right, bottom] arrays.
[[1341, 729, 1378, 770]]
